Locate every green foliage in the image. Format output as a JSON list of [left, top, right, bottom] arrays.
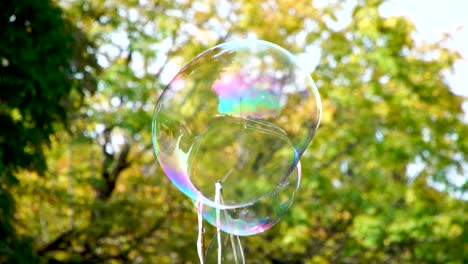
[[0, 0, 96, 178], [0, 0, 96, 262], [8, 0, 468, 263]]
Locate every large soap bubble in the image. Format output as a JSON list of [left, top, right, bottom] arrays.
[[152, 39, 321, 235]]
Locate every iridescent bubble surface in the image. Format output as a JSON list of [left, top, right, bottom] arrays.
[[152, 39, 321, 234]]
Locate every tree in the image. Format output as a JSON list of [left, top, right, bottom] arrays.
[[0, 0, 97, 262], [12, 0, 467, 263]]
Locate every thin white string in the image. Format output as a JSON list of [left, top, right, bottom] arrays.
[[217, 186, 240, 263], [196, 197, 204, 264], [229, 233, 239, 263], [217, 181, 245, 264], [196, 180, 245, 264], [235, 235, 245, 263], [215, 181, 222, 264]]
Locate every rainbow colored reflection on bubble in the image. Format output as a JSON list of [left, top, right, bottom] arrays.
[[156, 136, 199, 201], [213, 72, 281, 118]]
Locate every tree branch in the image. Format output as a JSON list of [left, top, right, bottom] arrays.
[[94, 126, 132, 201], [37, 228, 77, 256]]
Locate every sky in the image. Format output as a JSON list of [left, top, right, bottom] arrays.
[[380, 0, 468, 98]]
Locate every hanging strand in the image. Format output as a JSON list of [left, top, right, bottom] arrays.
[[196, 197, 205, 264], [219, 186, 243, 263], [215, 181, 223, 264]]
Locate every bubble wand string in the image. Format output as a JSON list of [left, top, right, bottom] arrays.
[[215, 181, 245, 264], [196, 197, 205, 264], [197, 181, 245, 263], [215, 182, 222, 264], [219, 188, 245, 263]]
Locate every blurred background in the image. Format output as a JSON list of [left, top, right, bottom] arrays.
[[1, 0, 466, 263]]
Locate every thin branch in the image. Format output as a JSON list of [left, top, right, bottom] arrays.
[[37, 228, 77, 256]]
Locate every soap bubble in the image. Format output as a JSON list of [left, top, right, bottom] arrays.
[[152, 39, 321, 234]]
